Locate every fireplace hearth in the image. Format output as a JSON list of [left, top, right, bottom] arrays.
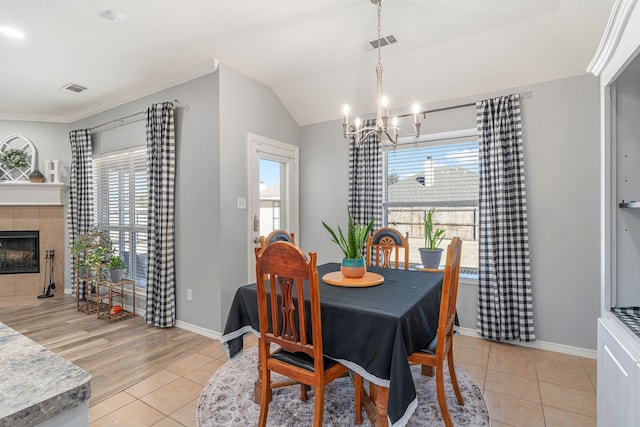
[[0, 230, 39, 274]]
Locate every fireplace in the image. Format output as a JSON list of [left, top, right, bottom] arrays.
[[0, 230, 39, 274]]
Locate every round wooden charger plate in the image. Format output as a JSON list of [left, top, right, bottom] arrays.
[[322, 271, 384, 287]]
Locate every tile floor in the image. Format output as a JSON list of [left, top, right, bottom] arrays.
[[88, 334, 597, 426]]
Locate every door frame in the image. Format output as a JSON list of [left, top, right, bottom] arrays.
[[247, 133, 299, 281]]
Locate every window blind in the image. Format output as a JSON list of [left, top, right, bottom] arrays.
[[93, 148, 148, 286], [384, 138, 479, 206]]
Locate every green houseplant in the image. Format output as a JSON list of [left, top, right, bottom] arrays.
[[70, 229, 113, 290], [418, 209, 446, 269], [107, 255, 126, 282], [322, 209, 374, 278]]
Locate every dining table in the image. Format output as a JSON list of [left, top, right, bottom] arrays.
[[221, 262, 444, 427]]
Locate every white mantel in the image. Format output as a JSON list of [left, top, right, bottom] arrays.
[[0, 182, 66, 205]]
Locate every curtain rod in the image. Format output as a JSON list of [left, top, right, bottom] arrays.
[[396, 91, 533, 119], [90, 99, 185, 133], [396, 102, 475, 119]]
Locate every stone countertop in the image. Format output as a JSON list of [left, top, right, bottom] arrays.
[[0, 322, 91, 427]]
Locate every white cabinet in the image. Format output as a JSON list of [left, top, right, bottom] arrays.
[[591, 1, 640, 425], [597, 319, 638, 426]]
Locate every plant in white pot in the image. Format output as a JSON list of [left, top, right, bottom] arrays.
[[418, 209, 446, 269], [322, 209, 374, 278]]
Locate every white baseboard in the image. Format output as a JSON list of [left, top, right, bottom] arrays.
[[458, 327, 597, 359], [175, 320, 222, 341]]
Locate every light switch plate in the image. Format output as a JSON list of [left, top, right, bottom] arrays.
[[237, 197, 246, 209]]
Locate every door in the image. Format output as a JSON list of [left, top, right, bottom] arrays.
[[248, 133, 299, 281]]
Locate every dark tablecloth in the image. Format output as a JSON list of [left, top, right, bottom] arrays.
[[221, 262, 443, 427]]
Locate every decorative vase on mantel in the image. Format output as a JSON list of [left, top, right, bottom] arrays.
[[341, 257, 366, 278], [29, 169, 45, 183]]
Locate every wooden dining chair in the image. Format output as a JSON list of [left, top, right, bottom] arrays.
[[259, 229, 295, 250], [255, 241, 351, 427], [365, 227, 409, 270], [408, 236, 464, 427]]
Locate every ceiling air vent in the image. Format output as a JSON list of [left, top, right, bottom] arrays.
[[367, 34, 398, 50], [60, 83, 88, 94]]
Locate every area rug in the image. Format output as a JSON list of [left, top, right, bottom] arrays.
[[197, 347, 490, 426]]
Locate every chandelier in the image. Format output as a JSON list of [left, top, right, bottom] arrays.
[[342, 0, 421, 147]]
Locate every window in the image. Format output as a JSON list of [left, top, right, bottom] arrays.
[[383, 133, 479, 270], [93, 148, 148, 286]]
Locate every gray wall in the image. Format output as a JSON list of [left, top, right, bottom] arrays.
[[218, 64, 300, 330], [299, 74, 601, 350], [71, 72, 222, 330], [71, 65, 300, 332]]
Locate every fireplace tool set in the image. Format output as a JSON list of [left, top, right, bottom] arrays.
[[37, 249, 56, 299]]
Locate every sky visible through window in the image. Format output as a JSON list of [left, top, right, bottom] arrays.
[[260, 159, 281, 189]]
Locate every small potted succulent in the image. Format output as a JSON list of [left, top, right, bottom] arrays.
[[322, 209, 375, 278], [418, 209, 446, 269]]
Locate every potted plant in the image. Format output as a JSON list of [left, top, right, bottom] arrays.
[[107, 255, 126, 282], [322, 209, 375, 278], [418, 209, 446, 269], [70, 229, 113, 292]]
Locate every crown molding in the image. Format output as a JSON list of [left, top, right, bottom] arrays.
[[587, 0, 639, 76], [0, 59, 220, 124], [0, 112, 70, 123]]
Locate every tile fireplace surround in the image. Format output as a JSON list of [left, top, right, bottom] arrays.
[[0, 182, 65, 298]]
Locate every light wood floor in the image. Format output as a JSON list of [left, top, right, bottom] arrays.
[[0, 293, 214, 405], [1, 294, 598, 426]]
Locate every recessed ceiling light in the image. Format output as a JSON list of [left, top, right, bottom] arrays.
[[0, 27, 25, 39]]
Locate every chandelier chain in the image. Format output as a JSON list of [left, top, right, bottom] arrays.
[[377, 0, 382, 66]]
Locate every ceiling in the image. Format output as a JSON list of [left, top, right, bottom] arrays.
[[0, 0, 614, 126]]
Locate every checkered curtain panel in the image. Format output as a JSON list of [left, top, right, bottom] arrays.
[[476, 94, 535, 342], [67, 129, 94, 297], [145, 102, 176, 328], [348, 119, 382, 229]]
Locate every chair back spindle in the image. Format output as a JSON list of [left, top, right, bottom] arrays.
[[365, 227, 409, 270], [256, 242, 319, 358]]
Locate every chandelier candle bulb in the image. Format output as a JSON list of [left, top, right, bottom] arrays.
[[343, 105, 350, 124], [381, 96, 389, 117], [413, 103, 420, 124]]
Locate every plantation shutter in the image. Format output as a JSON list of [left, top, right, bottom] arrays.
[[93, 148, 148, 286]]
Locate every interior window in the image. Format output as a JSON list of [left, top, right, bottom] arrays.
[[383, 135, 479, 271], [93, 148, 148, 287]]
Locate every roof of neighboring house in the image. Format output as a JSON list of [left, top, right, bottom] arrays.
[[388, 166, 478, 203]]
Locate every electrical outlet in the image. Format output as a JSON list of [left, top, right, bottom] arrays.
[[187, 289, 193, 301]]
